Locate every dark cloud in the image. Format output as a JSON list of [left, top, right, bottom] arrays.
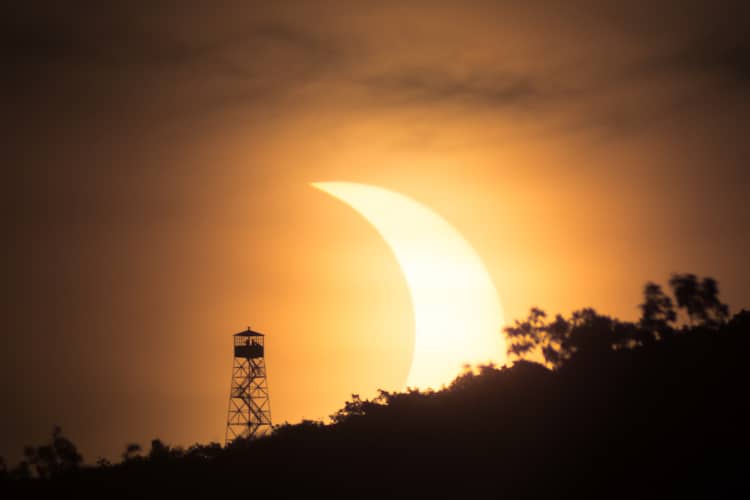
[[360, 70, 542, 109], [4, 1, 748, 127], [666, 35, 750, 86], [1, 3, 351, 102]]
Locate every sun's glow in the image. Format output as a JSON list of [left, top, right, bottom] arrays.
[[312, 182, 505, 389]]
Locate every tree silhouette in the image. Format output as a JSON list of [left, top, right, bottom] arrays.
[[122, 443, 142, 462], [728, 309, 750, 329], [639, 282, 676, 341], [698, 277, 730, 326], [505, 307, 635, 368], [22, 426, 82, 478], [51, 426, 83, 471], [669, 273, 729, 327], [563, 308, 624, 360], [147, 438, 186, 461], [669, 273, 702, 326], [148, 439, 170, 461], [504, 307, 572, 368], [185, 442, 222, 461], [507, 275, 732, 369], [330, 393, 388, 424]]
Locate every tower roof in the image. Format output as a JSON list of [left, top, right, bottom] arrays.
[[233, 327, 264, 337]]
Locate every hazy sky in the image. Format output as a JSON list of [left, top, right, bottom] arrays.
[[3, 1, 749, 462]]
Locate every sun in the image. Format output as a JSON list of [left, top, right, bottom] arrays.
[[312, 181, 505, 389]]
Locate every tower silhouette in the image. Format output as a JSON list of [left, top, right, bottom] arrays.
[[225, 327, 272, 444]]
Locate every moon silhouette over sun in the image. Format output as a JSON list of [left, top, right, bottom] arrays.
[[312, 182, 505, 389]]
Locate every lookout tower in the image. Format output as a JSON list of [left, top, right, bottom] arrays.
[[225, 327, 272, 444]]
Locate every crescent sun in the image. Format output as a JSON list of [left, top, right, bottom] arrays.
[[312, 182, 506, 390]]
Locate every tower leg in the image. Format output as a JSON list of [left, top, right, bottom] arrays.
[[226, 355, 272, 445]]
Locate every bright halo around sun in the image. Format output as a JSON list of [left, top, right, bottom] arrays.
[[312, 182, 505, 390]]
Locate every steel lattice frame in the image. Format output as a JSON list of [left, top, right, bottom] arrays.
[[225, 355, 272, 444]]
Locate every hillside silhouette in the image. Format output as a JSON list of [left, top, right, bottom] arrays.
[[2, 273, 749, 498]]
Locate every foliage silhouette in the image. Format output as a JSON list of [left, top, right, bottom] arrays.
[[2, 274, 748, 498], [504, 306, 639, 368], [639, 281, 677, 341], [121, 443, 142, 462], [19, 426, 82, 479], [669, 273, 730, 327]]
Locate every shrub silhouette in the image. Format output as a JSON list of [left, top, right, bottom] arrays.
[[18, 426, 82, 479]]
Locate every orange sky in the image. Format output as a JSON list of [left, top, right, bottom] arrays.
[[3, 1, 749, 462]]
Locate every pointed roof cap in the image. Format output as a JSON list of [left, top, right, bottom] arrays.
[[233, 327, 264, 337]]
